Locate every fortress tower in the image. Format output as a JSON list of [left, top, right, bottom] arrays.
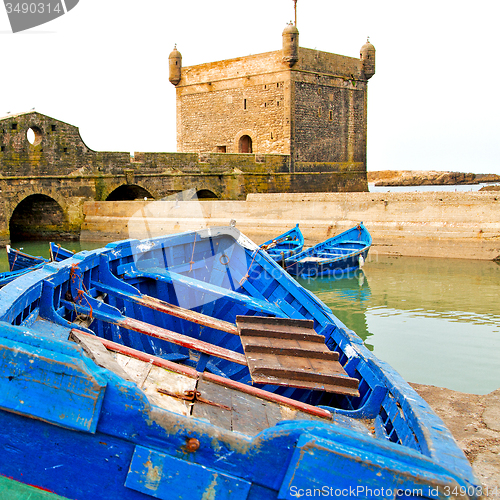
[[169, 27, 375, 173]]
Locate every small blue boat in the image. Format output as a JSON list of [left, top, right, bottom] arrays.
[[0, 262, 46, 287], [260, 224, 304, 262], [50, 242, 75, 262], [285, 223, 372, 278], [6, 244, 47, 271], [0, 227, 479, 499]]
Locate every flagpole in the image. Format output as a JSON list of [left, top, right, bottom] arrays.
[[294, 0, 297, 26]]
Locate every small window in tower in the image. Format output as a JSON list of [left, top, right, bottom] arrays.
[[277, 101, 280, 107], [243, 99, 247, 110], [329, 110, 333, 121], [63, 147, 68, 153], [216, 146, 226, 153], [11, 123, 17, 130], [270, 132, 273, 140], [51, 124, 56, 132], [1, 146, 5, 152]]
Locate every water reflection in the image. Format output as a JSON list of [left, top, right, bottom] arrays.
[[302, 255, 500, 395], [297, 270, 373, 350]]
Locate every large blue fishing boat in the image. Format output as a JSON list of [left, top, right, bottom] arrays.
[[0, 227, 480, 499]]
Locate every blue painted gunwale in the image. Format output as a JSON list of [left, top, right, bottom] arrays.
[[285, 223, 372, 278], [0, 227, 480, 499], [260, 224, 304, 262]]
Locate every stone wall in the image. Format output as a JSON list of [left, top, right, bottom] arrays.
[[81, 192, 500, 261], [175, 47, 369, 168], [0, 111, 367, 245]]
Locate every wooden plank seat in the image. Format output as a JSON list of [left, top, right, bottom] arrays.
[[236, 315, 360, 397], [69, 329, 334, 428], [91, 281, 239, 336], [299, 256, 331, 263], [65, 283, 358, 396], [63, 297, 248, 367]]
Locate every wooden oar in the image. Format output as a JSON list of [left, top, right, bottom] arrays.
[[64, 298, 247, 366], [91, 281, 239, 335]]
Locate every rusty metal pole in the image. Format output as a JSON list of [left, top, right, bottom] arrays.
[[294, 0, 297, 26]]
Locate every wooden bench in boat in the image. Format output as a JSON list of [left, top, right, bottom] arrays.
[[236, 316, 359, 397], [70, 329, 335, 436], [66, 287, 359, 396]]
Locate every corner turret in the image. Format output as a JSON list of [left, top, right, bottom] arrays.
[[360, 38, 375, 79], [169, 45, 182, 86], [282, 23, 299, 67]]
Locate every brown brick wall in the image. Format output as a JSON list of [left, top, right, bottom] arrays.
[[178, 82, 288, 154]]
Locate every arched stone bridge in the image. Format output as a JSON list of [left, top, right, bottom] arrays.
[[0, 111, 367, 244]]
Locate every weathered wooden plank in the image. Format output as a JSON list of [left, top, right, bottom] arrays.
[[71, 330, 333, 420], [231, 391, 271, 436], [192, 378, 233, 431], [242, 342, 339, 360], [236, 315, 359, 396], [234, 327, 324, 342], [70, 330, 134, 383], [71, 329, 199, 379], [91, 281, 239, 335]]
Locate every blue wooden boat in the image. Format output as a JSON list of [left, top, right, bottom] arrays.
[[6, 244, 47, 271], [260, 224, 304, 262], [285, 223, 372, 278], [49, 242, 75, 262], [0, 262, 47, 287], [0, 227, 480, 499]]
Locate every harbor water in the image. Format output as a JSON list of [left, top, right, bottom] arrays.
[[3, 241, 499, 396]]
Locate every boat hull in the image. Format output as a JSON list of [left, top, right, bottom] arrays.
[[285, 223, 372, 278], [260, 224, 304, 262]]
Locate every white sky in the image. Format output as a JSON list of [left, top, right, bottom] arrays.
[[1, 0, 499, 175]]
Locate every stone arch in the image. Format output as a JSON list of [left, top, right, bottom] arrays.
[[9, 194, 69, 242], [106, 184, 154, 201], [194, 189, 219, 200], [234, 130, 255, 154]]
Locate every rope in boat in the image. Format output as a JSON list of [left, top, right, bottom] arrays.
[[70, 263, 93, 321], [239, 249, 258, 286], [51, 243, 61, 262], [10, 251, 17, 272], [189, 232, 197, 272]]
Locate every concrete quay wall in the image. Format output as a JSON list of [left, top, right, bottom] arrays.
[[81, 191, 500, 260]]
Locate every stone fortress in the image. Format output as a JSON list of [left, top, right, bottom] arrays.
[[170, 25, 375, 167], [0, 22, 375, 244]]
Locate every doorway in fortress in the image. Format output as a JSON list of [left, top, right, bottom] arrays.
[[106, 184, 154, 201], [238, 135, 252, 153], [9, 194, 76, 242]]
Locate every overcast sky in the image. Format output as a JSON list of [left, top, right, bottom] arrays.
[[1, 0, 499, 175]]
